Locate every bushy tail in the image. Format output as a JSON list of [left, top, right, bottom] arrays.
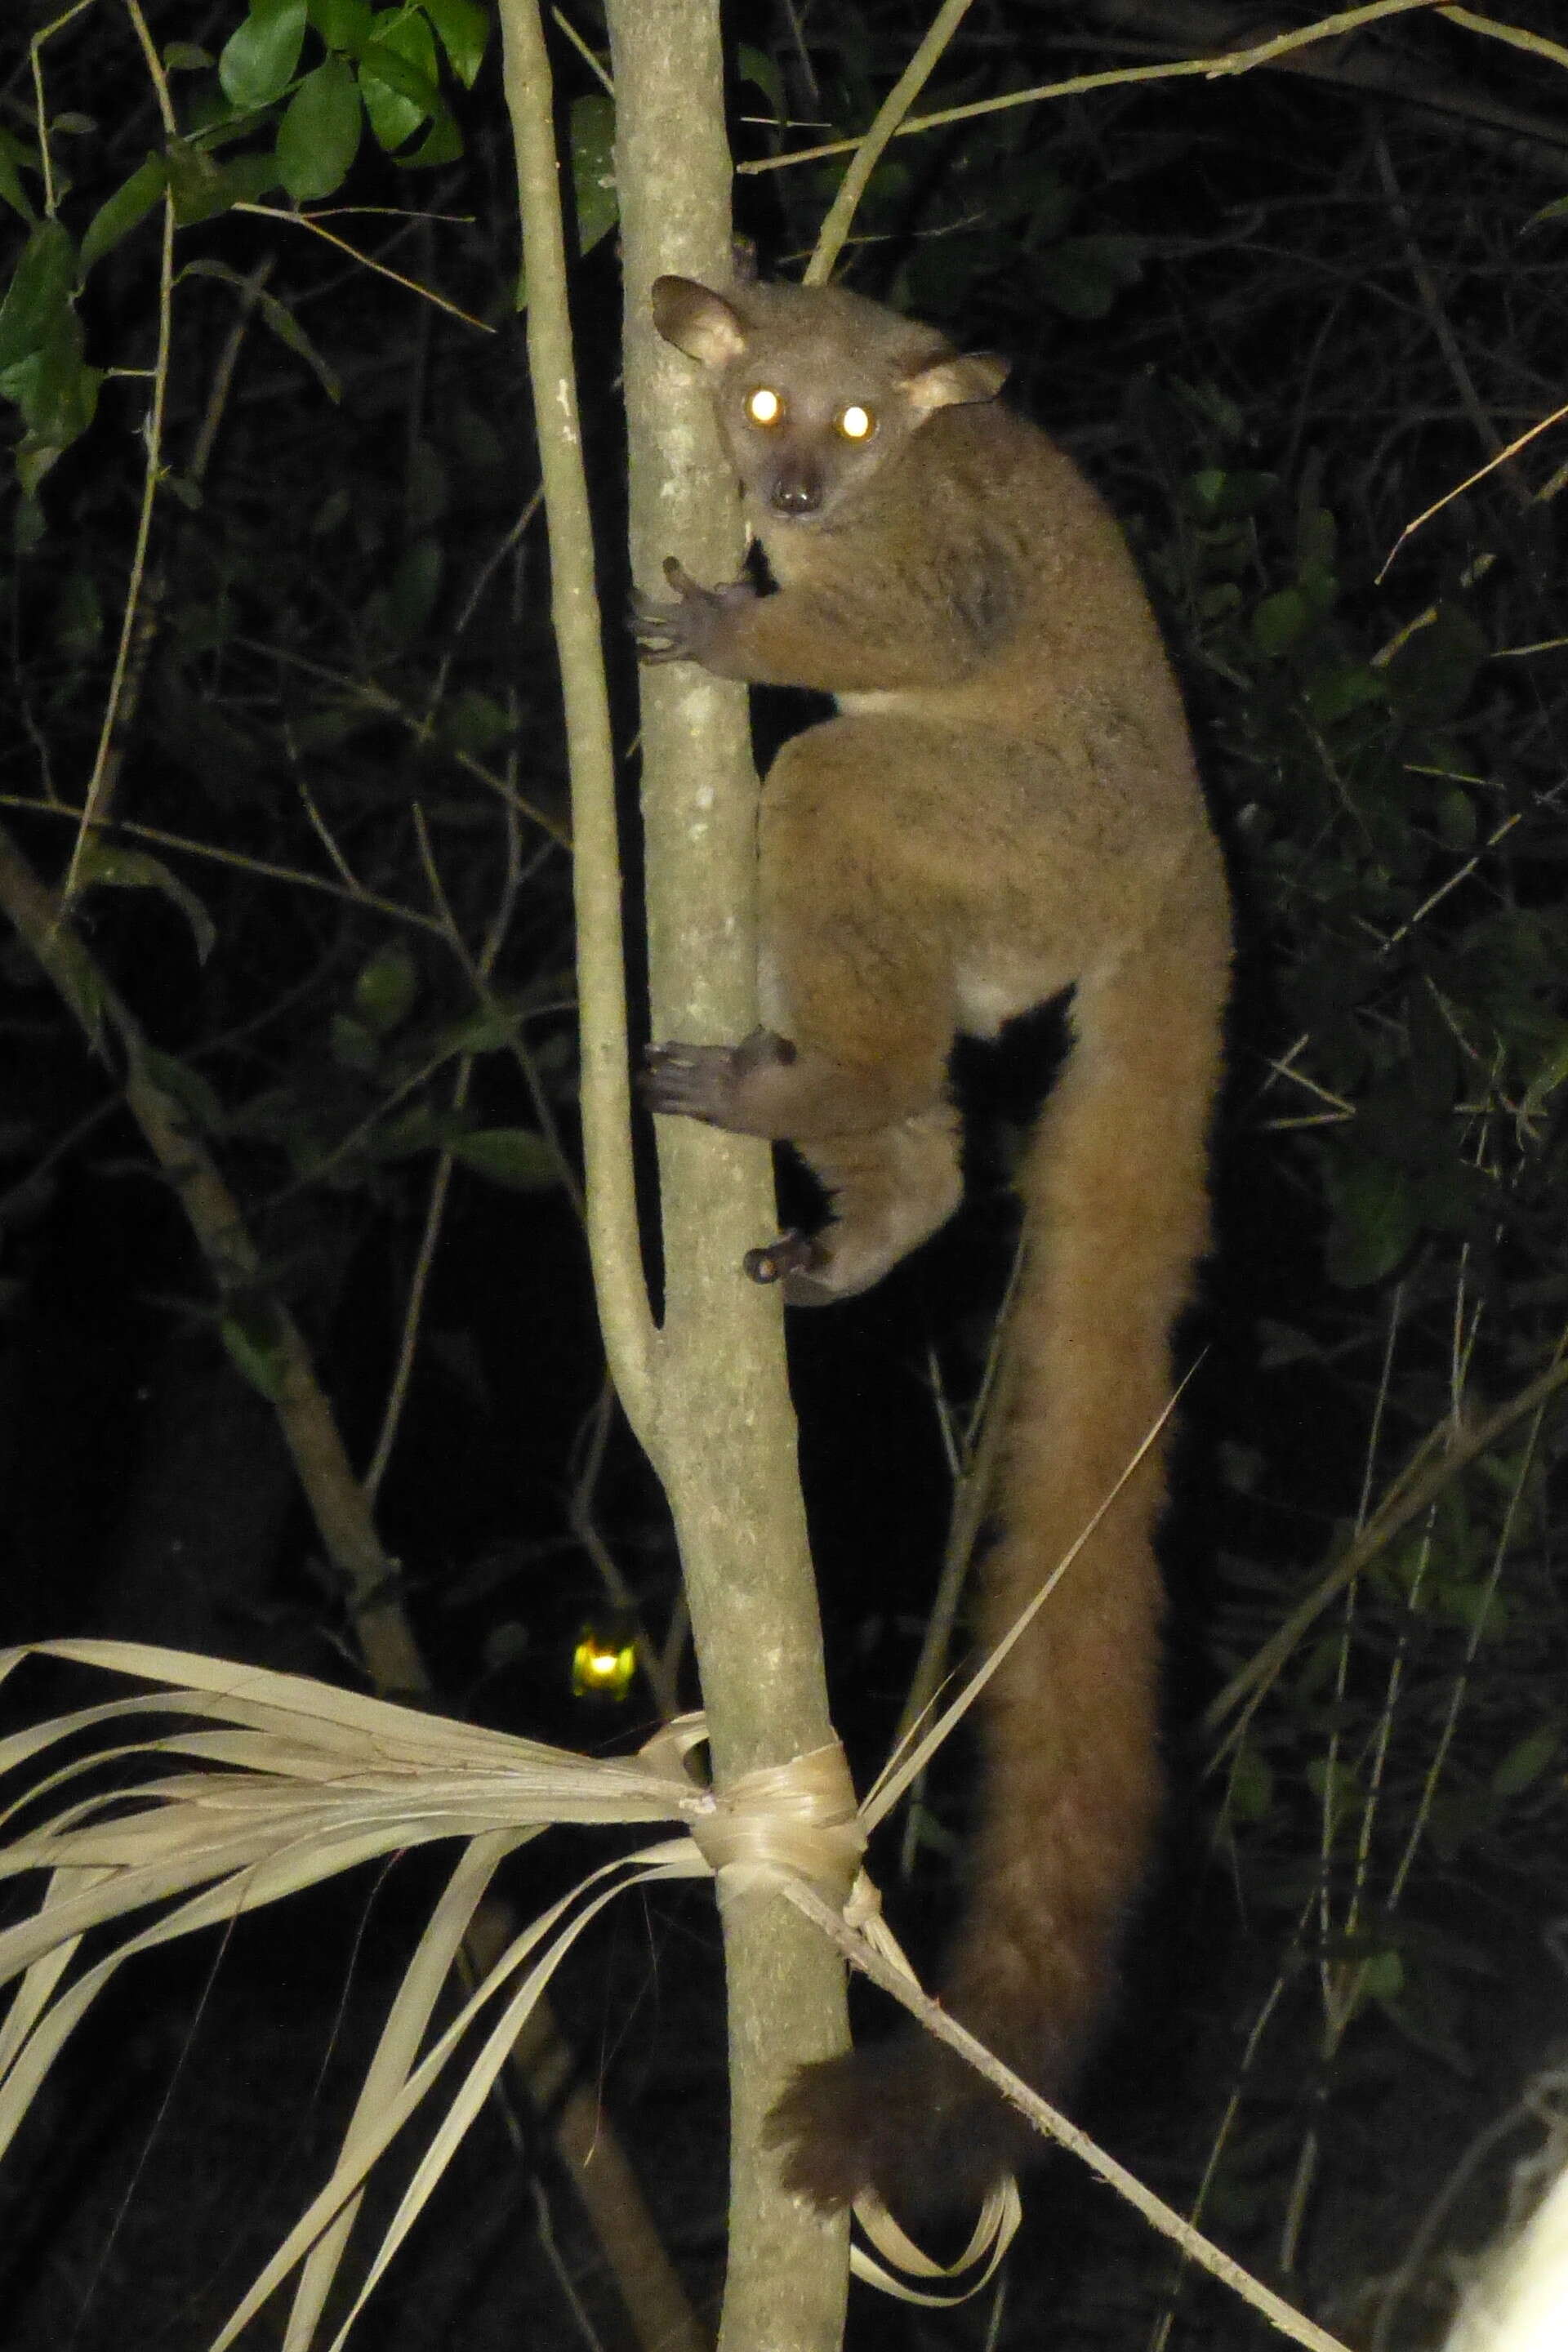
[[770, 844, 1230, 2219]]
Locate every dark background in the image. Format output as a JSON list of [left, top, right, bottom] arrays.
[[3, 3, 1568, 2345]]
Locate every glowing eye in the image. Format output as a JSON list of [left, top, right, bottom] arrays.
[[838, 404, 875, 441], [746, 386, 783, 426], [572, 1627, 636, 1699]]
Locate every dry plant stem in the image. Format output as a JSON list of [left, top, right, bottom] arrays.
[[1205, 1343, 1568, 1747], [603, 1, 852, 2342], [782, 1879, 1352, 2352], [804, 0, 974, 284]]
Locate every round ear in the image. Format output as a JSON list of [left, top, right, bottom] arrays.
[[651, 276, 749, 369], [902, 350, 1010, 416]]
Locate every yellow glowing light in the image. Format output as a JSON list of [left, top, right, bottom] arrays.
[[572, 1630, 636, 1699], [838, 404, 874, 441], [746, 385, 782, 425]]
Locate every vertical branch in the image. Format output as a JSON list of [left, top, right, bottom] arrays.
[[499, 2, 853, 2341], [497, 0, 657, 1437]]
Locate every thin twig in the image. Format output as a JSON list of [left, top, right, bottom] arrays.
[[740, 2, 1448, 176], [230, 204, 497, 331], [805, 0, 974, 285], [0, 795, 452, 936]]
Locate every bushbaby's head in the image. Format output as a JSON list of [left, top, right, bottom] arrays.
[[651, 275, 1008, 529]]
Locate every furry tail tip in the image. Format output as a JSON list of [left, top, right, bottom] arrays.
[[765, 2037, 1040, 2221]]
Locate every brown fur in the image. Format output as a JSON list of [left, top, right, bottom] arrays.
[[637, 275, 1230, 2216]]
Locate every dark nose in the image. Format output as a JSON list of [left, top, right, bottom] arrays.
[[768, 468, 822, 517]]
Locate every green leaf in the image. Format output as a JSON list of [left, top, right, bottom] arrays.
[[448, 402, 504, 472], [1182, 466, 1276, 524], [1435, 785, 1476, 849], [372, 1104, 448, 1157], [1324, 1155, 1421, 1288], [405, 435, 448, 527], [74, 842, 217, 964], [430, 1001, 523, 1055], [0, 220, 76, 374], [0, 236, 101, 490], [52, 568, 103, 661], [33, 915, 105, 1040], [1296, 559, 1337, 615], [441, 688, 514, 756], [1439, 1579, 1506, 1637], [220, 1307, 291, 1401], [1492, 1722, 1560, 1797], [353, 942, 419, 1031], [451, 1127, 559, 1190], [277, 53, 363, 199], [569, 94, 617, 256], [368, 536, 443, 641], [79, 154, 167, 274], [737, 43, 785, 122], [219, 0, 310, 109], [1296, 501, 1336, 572], [0, 128, 39, 224], [1038, 236, 1143, 322], [1387, 602, 1490, 727], [15, 497, 46, 555], [165, 137, 262, 225], [1304, 1754, 1361, 1829], [397, 109, 461, 168], [1252, 588, 1311, 658], [329, 1013, 381, 1071], [215, 153, 283, 213], [309, 0, 373, 47], [1225, 1746, 1274, 1825], [138, 1047, 225, 1131], [1521, 1027, 1568, 1126], [1305, 663, 1384, 724], [359, 9, 442, 149], [419, 0, 488, 86], [1359, 1950, 1405, 2002], [165, 43, 216, 70]]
